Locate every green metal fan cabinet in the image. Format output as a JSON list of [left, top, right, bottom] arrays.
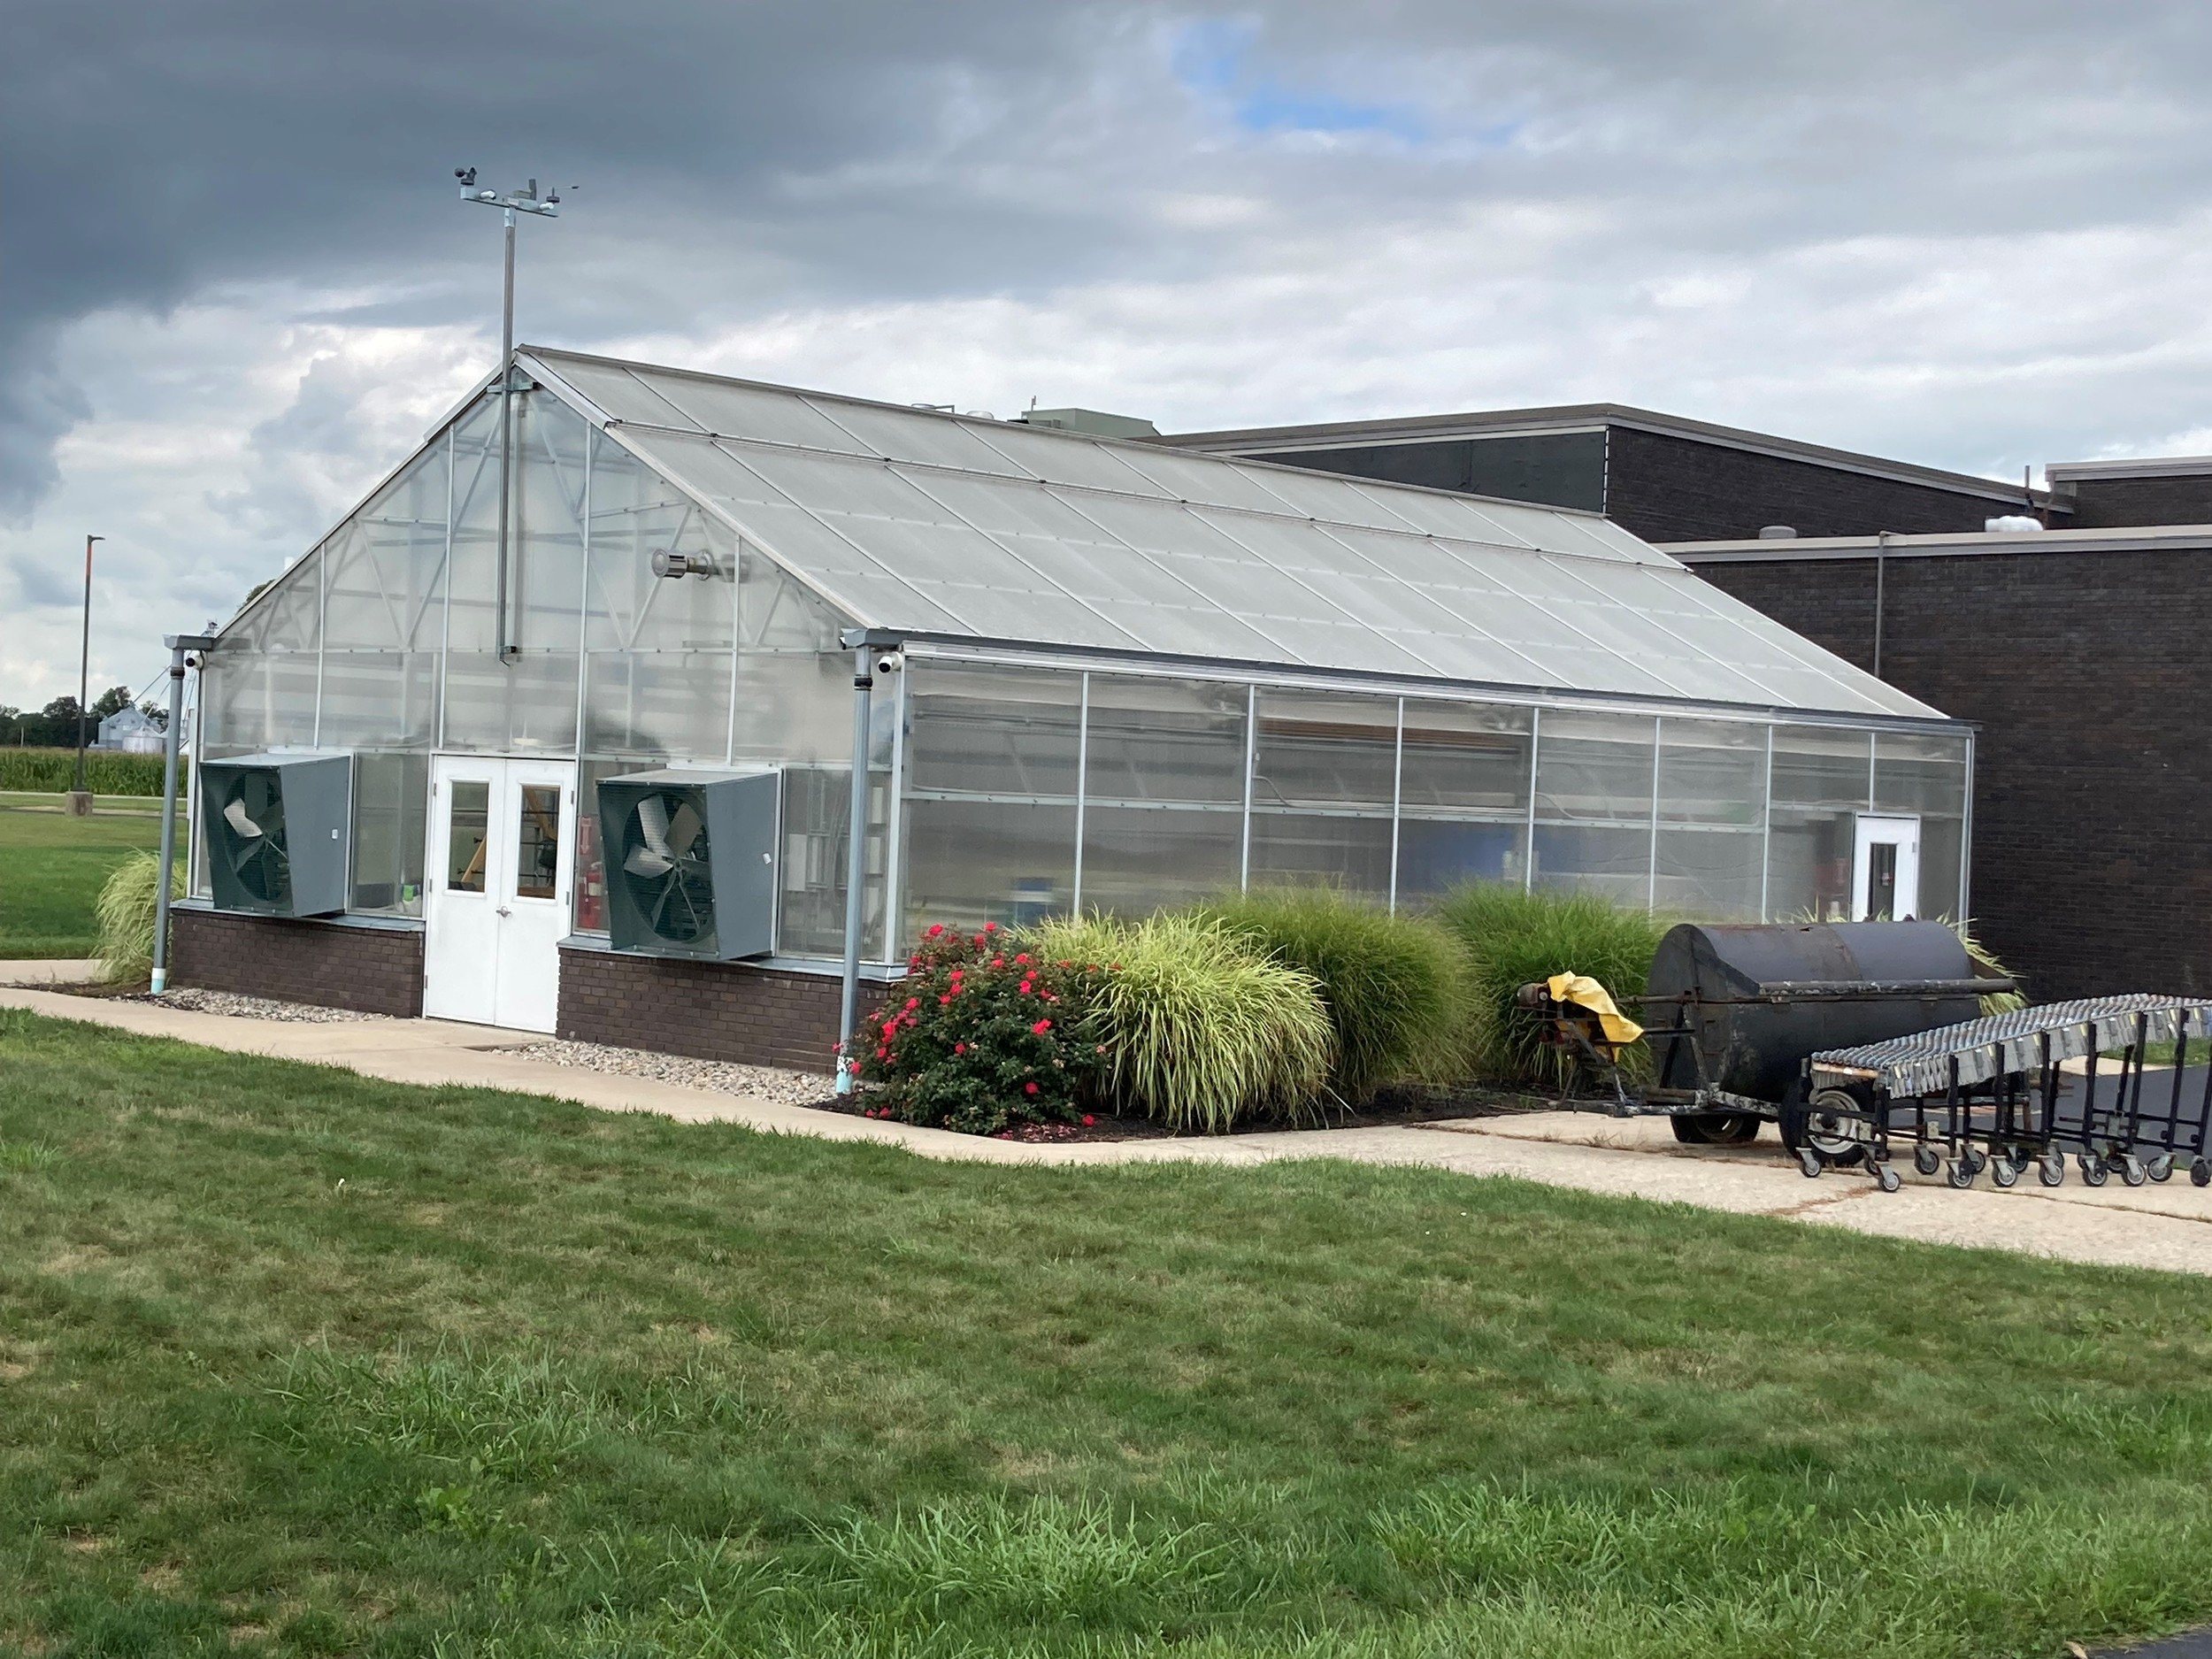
[[199, 753, 353, 918], [596, 770, 780, 960]]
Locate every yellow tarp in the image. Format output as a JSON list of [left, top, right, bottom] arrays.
[[1547, 972, 1644, 1047]]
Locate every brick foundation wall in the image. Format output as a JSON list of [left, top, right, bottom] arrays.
[[557, 946, 858, 1073], [1684, 549, 2212, 1003], [171, 907, 424, 1017]]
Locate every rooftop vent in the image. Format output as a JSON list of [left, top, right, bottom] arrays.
[[1757, 524, 1798, 540], [1016, 407, 1160, 440]]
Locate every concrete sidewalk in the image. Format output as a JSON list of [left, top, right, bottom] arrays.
[[10, 979, 2212, 1278]]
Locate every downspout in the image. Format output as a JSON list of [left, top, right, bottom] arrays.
[[833, 640, 877, 1095], [1871, 530, 1889, 679], [150, 632, 216, 995]]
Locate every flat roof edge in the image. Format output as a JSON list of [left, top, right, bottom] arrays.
[[1161, 403, 2052, 509], [1664, 524, 2212, 561], [2046, 455, 2212, 483]]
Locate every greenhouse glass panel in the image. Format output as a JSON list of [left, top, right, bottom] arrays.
[[441, 393, 581, 754], [1247, 690, 1395, 899], [1081, 674, 1248, 806], [650, 375, 874, 454], [582, 431, 736, 760], [1877, 731, 1969, 919], [319, 434, 447, 750], [908, 663, 1081, 800], [1394, 699, 1532, 897], [1532, 710, 1655, 902], [902, 664, 1081, 940], [1079, 672, 1247, 915], [967, 422, 1174, 495], [1768, 725, 1874, 922], [1655, 827, 1763, 918], [1652, 718, 1766, 920], [778, 765, 891, 960], [349, 752, 429, 916]]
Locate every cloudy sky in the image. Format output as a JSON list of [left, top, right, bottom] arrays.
[[7, 1, 2212, 708]]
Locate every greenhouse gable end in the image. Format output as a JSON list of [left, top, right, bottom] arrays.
[[178, 347, 1972, 1065]]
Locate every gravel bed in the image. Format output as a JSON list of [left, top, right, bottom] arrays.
[[508, 1039, 833, 1107], [116, 987, 378, 1023]]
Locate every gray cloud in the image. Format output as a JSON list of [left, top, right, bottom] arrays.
[[8, 1, 2212, 703]]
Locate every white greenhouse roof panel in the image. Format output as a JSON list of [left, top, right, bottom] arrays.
[[521, 348, 1944, 721]]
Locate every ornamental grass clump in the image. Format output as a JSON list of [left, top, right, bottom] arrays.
[[1028, 911, 1334, 1133], [857, 922, 1100, 1135], [1432, 880, 1667, 1090], [95, 850, 171, 985], [1195, 886, 1474, 1102]]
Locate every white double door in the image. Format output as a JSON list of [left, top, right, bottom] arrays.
[[425, 756, 577, 1031]]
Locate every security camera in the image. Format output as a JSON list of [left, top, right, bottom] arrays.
[[455, 166, 477, 186], [873, 650, 905, 675]]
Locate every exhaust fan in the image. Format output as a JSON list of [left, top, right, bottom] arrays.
[[596, 770, 779, 960], [198, 753, 353, 917]]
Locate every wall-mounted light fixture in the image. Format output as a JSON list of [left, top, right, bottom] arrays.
[[649, 549, 718, 580]]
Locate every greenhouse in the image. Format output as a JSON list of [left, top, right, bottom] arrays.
[[180, 347, 1971, 1048]]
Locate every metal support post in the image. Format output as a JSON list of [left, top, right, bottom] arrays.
[[150, 632, 216, 995], [834, 645, 876, 1094]]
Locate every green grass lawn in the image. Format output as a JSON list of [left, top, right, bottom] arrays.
[[7, 1008, 2212, 1656], [0, 803, 165, 958]]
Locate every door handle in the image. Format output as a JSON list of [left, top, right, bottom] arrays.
[[496, 905, 512, 918]]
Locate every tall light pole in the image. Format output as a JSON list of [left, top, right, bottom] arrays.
[[69, 533, 104, 815], [455, 168, 561, 664]]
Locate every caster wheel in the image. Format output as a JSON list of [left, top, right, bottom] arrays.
[[2193, 1158, 2212, 1188], [1964, 1147, 1989, 1175], [1947, 1158, 1978, 1189], [2081, 1155, 2109, 1187], [2039, 1152, 2066, 1187], [1798, 1148, 1824, 1180], [2148, 1155, 2175, 1184], [1874, 1163, 1901, 1193], [1991, 1157, 2019, 1188], [2120, 1156, 2148, 1188], [1915, 1145, 1941, 1177]]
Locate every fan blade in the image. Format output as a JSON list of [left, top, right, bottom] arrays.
[[624, 844, 673, 878], [634, 795, 673, 860], [223, 798, 265, 840], [668, 802, 704, 858]]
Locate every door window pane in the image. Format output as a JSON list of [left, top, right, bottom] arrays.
[[516, 784, 561, 900], [447, 780, 490, 893]]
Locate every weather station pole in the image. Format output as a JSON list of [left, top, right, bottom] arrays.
[[67, 534, 104, 817], [455, 168, 564, 666]]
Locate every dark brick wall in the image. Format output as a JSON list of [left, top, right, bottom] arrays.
[[1607, 427, 2055, 543], [557, 946, 855, 1073], [1686, 550, 2211, 1003], [171, 907, 424, 1017], [2063, 474, 2212, 528], [1263, 431, 1607, 511]]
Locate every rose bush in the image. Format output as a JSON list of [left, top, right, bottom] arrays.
[[856, 922, 1103, 1134]]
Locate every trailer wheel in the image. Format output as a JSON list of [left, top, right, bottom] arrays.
[[1780, 1086, 1869, 1170], [1671, 1112, 1762, 1145]]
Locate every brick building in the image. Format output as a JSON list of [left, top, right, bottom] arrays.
[[1169, 411, 2211, 1002]]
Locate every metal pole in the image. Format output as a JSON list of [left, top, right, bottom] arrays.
[[495, 207, 517, 664], [834, 646, 875, 1095], [150, 641, 188, 993], [73, 534, 103, 799]]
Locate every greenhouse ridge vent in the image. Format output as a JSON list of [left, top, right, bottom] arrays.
[[172, 347, 1971, 1067]]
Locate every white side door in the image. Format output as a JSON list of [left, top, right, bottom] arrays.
[[491, 760, 576, 1033], [426, 757, 505, 1025], [1852, 813, 1923, 921], [425, 757, 577, 1032]]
